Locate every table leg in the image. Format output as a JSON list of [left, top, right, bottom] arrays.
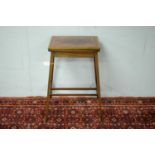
[[94, 54, 103, 127], [45, 53, 55, 122], [94, 53, 101, 98], [47, 53, 55, 97]]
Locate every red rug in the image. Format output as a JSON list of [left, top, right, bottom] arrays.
[[0, 97, 155, 129]]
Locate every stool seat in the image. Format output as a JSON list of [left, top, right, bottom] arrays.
[[48, 36, 100, 52]]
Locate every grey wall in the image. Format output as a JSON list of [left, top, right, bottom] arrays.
[[0, 26, 155, 97]]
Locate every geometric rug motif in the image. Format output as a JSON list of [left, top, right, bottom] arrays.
[[0, 97, 155, 129]]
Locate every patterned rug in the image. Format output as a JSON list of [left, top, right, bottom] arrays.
[[0, 97, 155, 129]]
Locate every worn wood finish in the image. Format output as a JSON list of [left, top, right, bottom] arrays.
[[48, 36, 100, 52]]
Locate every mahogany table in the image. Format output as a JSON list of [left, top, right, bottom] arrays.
[[47, 36, 101, 98]]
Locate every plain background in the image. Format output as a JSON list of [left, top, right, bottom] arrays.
[[0, 26, 155, 97]]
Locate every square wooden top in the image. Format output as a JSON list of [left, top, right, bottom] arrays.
[[48, 36, 100, 52]]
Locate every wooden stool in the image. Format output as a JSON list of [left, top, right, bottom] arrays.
[[47, 36, 101, 98]]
